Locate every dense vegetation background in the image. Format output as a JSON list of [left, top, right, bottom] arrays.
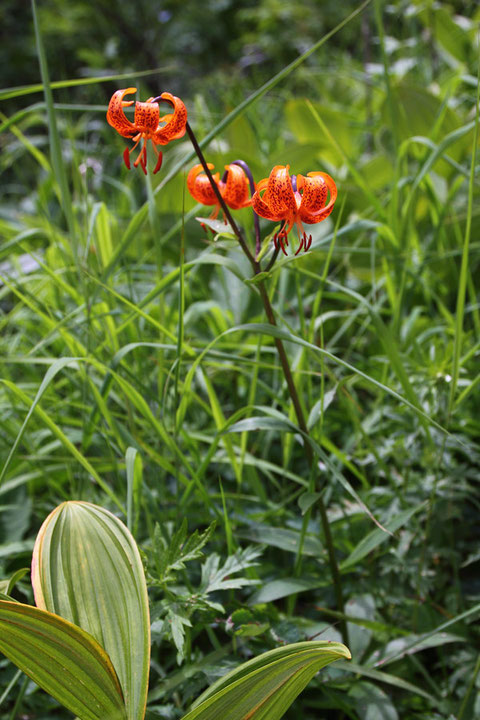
[[1, 0, 479, 718]]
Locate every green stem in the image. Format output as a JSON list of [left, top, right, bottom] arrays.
[[186, 125, 348, 645], [458, 653, 480, 720], [258, 282, 349, 645]]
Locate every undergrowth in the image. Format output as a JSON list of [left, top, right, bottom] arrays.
[[1, 1, 479, 718]]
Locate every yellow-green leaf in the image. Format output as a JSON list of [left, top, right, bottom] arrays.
[[181, 641, 350, 720], [0, 599, 126, 720], [32, 501, 150, 720]]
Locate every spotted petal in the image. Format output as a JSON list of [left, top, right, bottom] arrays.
[[187, 164, 220, 206], [251, 178, 280, 220], [152, 92, 188, 145], [252, 165, 297, 222], [106, 88, 138, 139], [299, 172, 337, 224], [263, 165, 297, 217], [133, 100, 160, 134], [222, 164, 251, 210]]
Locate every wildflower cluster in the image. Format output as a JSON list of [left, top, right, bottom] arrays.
[[107, 88, 336, 256]]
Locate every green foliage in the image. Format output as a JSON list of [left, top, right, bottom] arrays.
[[0, 504, 349, 720], [147, 522, 262, 658], [149, 519, 217, 585], [1, 0, 480, 718]]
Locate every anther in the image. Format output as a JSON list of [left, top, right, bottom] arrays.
[[153, 151, 163, 175], [274, 231, 288, 256]]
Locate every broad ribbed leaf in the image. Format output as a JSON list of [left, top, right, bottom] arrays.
[[32, 501, 150, 720], [181, 641, 350, 720], [0, 599, 126, 720]]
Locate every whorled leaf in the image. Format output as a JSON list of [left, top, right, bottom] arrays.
[[0, 599, 126, 720], [32, 501, 150, 720], [181, 641, 351, 720]]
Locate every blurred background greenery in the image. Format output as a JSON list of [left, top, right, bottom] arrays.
[[2, 0, 478, 95]]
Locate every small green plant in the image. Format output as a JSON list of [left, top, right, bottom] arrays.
[[0, 501, 350, 720], [146, 519, 263, 660]]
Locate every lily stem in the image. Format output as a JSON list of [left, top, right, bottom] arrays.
[[185, 123, 257, 267], [186, 124, 349, 645], [256, 282, 349, 646]]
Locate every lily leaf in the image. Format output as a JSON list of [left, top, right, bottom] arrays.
[[32, 501, 150, 720], [0, 599, 126, 720], [181, 640, 350, 720]]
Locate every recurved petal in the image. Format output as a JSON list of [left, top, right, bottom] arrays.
[[152, 92, 188, 145], [222, 164, 251, 210], [187, 164, 219, 206], [298, 173, 327, 212], [299, 172, 337, 224], [263, 165, 297, 217], [106, 88, 138, 138], [252, 182, 284, 221], [133, 100, 160, 134]]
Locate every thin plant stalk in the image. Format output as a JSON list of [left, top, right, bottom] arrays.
[[186, 124, 349, 645]]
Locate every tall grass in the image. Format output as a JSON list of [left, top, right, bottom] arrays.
[[1, 1, 479, 718]]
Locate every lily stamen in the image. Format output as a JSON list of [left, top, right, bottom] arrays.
[[252, 165, 337, 255]]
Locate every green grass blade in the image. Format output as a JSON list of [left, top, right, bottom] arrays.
[[340, 502, 427, 571], [31, 0, 75, 240], [0, 66, 175, 101], [0, 357, 80, 488], [0, 379, 124, 511], [448, 49, 480, 416], [372, 602, 480, 668], [177, 321, 451, 439]]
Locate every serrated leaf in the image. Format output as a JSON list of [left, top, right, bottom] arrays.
[[152, 521, 216, 583], [181, 641, 350, 720], [0, 599, 126, 720], [32, 501, 150, 720], [199, 547, 261, 594], [168, 609, 192, 655], [231, 609, 254, 625]]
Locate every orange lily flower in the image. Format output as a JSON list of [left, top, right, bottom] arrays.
[[106, 87, 187, 175], [187, 163, 252, 221], [251, 165, 337, 255]]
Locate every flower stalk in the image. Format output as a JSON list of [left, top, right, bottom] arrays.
[[185, 124, 349, 645], [185, 123, 257, 267]]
